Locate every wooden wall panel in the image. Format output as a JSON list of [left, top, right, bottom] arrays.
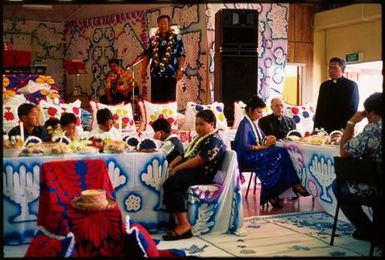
[[294, 4, 315, 43]]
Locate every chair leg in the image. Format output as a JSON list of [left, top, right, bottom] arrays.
[[253, 172, 257, 195], [369, 242, 374, 256], [245, 172, 254, 199], [330, 201, 340, 246]]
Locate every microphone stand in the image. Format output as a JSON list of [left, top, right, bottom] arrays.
[[127, 58, 144, 120]]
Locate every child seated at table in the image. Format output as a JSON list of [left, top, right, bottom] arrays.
[[152, 118, 184, 162], [90, 108, 122, 141], [44, 117, 60, 140], [52, 112, 78, 141], [9, 103, 50, 142]]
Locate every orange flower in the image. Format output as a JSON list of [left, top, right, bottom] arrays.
[[3, 89, 16, 100], [35, 75, 55, 85], [47, 92, 60, 99], [3, 76, 10, 87]]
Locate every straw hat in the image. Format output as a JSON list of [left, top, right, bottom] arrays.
[[71, 189, 116, 211]]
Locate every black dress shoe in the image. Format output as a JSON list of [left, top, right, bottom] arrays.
[[267, 197, 283, 209], [163, 229, 193, 241], [292, 186, 311, 197], [352, 229, 372, 242]]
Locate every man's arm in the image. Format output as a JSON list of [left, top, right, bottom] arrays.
[[347, 82, 359, 119], [141, 55, 150, 80], [176, 56, 185, 81], [313, 84, 325, 130], [339, 111, 366, 157]]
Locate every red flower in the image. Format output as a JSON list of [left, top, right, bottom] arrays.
[[167, 117, 174, 124], [4, 109, 14, 121], [122, 117, 129, 124], [130, 119, 134, 126], [113, 114, 119, 121], [48, 107, 58, 117], [72, 107, 80, 115], [158, 114, 164, 119], [291, 107, 299, 115]]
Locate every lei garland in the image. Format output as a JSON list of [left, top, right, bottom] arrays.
[[184, 130, 218, 158], [152, 29, 175, 70]]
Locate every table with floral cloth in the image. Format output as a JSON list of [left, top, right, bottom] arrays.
[[276, 141, 372, 221], [3, 150, 244, 245]]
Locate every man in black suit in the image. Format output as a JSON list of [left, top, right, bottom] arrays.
[[259, 98, 296, 140], [314, 57, 359, 133]]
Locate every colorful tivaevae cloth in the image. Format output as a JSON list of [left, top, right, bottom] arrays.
[[37, 159, 125, 256], [234, 117, 300, 204], [3, 74, 63, 104], [144, 30, 186, 78], [343, 119, 382, 197]]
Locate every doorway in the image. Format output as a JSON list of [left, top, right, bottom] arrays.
[[283, 63, 306, 105]]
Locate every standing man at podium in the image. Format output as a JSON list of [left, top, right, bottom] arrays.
[[141, 14, 186, 103], [100, 58, 134, 105]]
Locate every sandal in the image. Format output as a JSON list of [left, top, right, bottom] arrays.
[[162, 229, 193, 241]]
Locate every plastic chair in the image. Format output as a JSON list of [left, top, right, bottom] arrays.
[[330, 156, 383, 256], [187, 150, 243, 235], [229, 141, 258, 199]]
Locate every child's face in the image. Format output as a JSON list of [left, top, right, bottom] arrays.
[[153, 130, 164, 141], [99, 119, 113, 132], [22, 107, 40, 128], [62, 123, 76, 139]]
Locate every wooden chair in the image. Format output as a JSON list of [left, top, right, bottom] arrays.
[[330, 156, 383, 256]]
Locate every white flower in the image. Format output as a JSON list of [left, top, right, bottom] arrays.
[[125, 194, 141, 212]]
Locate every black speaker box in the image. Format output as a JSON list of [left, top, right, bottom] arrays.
[[215, 9, 259, 51], [214, 9, 259, 124], [214, 53, 258, 123]]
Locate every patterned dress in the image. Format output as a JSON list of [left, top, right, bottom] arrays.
[[163, 132, 226, 213], [234, 117, 300, 205], [343, 119, 382, 197]]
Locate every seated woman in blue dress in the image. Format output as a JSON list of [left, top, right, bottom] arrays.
[[162, 109, 226, 241], [234, 95, 309, 208]]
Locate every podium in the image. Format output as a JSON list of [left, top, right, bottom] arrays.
[[63, 60, 87, 96]]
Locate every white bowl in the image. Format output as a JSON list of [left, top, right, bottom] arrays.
[[3, 147, 23, 157]]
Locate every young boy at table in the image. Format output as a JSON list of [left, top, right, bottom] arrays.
[[152, 118, 184, 162], [8, 103, 50, 142], [44, 117, 60, 140], [52, 112, 78, 141], [90, 108, 122, 141]]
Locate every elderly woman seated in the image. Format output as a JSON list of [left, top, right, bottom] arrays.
[[162, 109, 226, 241], [234, 95, 309, 209], [332, 92, 382, 243]]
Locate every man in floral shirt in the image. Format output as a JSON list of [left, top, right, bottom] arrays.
[[333, 92, 382, 243], [141, 14, 186, 103]]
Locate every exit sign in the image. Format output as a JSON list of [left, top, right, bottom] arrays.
[[346, 52, 363, 63]]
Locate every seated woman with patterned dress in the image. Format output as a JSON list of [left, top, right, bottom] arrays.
[[162, 109, 226, 241], [234, 95, 309, 209], [332, 92, 382, 243]]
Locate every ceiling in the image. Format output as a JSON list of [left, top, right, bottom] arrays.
[[3, 3, 352, 23], [3, 4, 171, 22]]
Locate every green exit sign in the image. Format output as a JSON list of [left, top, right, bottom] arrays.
[[346, 52, 363, 63]]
